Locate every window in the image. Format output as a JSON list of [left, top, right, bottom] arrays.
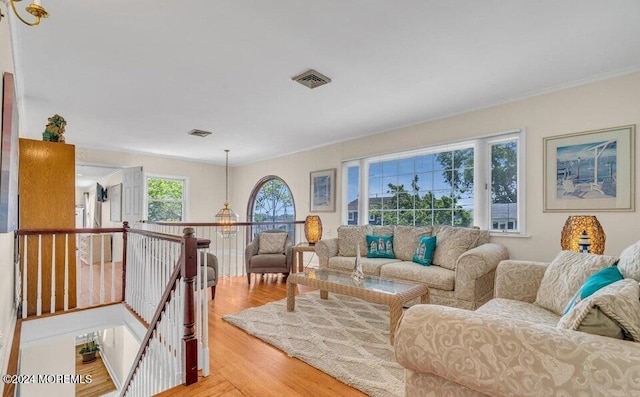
[[342, 130, 524, 233], [248, 176, 296, 238], [146, 175, 187, 222]]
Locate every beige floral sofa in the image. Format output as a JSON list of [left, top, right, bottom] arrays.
[[315, 225, 509, 310], [395, 248, 640, 396]]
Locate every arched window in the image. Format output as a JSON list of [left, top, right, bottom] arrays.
[[248, 176, 296, 240]]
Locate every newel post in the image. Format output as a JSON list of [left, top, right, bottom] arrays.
[[182, 227, 198, 385], [121, 221, 130, 302]]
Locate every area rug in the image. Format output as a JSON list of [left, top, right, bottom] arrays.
[[222, 292, 403, 397]]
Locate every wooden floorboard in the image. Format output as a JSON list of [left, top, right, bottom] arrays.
[[75, 344, 116, 397], [155, 274, 366, 397]]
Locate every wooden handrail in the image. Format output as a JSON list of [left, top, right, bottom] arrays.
[[16, 227, 125, 235], [146, 220, 305, 227]]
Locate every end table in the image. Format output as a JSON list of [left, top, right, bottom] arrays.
[[292, 243, 316, 273]]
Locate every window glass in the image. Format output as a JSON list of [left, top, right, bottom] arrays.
[[490, 140, 518, 231], [147, 176, 185, 222], [249, 177, 295, 238], [346, 165, 359, 225]]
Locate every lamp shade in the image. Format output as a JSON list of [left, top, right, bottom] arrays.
[[560, 215, 605, 254], [304, 215, 323, 244]]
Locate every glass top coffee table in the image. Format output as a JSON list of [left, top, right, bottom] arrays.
[[286, 269, 429, 344]]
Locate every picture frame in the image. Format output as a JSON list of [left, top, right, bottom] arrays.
[[310, 168, 336, 212], [109, 183, 123, 222], [543, 125, 635, 212]]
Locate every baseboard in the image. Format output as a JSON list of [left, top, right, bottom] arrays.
[[99, 349, 122, 390]]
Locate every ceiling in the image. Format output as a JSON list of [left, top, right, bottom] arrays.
[[8, 1, 640, 166]]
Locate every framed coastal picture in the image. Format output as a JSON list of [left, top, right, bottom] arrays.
[[543, 125, 635, 212], [310, 168, 336, 212]]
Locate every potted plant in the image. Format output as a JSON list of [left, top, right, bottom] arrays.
[[79, 335, 100, 363]]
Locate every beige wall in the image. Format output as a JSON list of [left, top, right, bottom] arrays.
[[20, 338, 75, 397], [76, 147, 227, 222], [233, 71, 640, 262]]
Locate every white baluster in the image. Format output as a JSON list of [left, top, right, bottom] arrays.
[[50, 234, 56, 314], [37, 234, 42, 316], [64, 234, 69, 311], [22, 236, 28, 319], [76, 234, 81, 308], [100, 234, 105, 304], [89, 236, 94, 306], [111, 236, 116, 302]]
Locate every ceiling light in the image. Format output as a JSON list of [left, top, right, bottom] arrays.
[[1, 0, 49, 26], [188, 129, 212, 138], [215, 149, 238, 237]]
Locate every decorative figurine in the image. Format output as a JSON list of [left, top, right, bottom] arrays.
[[42, 114, 67, 142], [578, 230, 591, 253]]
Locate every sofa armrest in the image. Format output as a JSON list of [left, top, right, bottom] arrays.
[[454, 243, 509, 302], [315, 238, 339, 269], [244, 239, 260, 268], [494, 260, 548, 302], [395, 305, 640, 397]]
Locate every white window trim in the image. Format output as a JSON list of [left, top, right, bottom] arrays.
[[144, 173, 190, 222]]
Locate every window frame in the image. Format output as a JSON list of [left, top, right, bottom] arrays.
[[144, 173, 189, 222], [342, 129, 526, 234]]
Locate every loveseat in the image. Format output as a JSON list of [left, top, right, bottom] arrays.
[[315, 225, 509, 310], [394, 249, 640, 396]]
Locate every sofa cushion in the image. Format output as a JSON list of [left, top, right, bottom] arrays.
[[258, 233, 287, 254], [380, 261, 454, 291], [432, 225, 488, 270], [535, 251, 619, 316], [328, 256, 399, 276], [563, 266, 623, 314], [477, 298, 560, 327], [558, 278, 640, 341], [393, 225, 433, 261], [372, 225, 394, 236], [412, 236, 436, 266], [617, 240, 640, 281], [338, 225, 372, 257], [366, 234, 395, 258]]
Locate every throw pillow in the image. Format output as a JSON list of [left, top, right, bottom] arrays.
[[258, 233, 287, 254], [534, 251, 618, 316], [393, 225, 433, 261], [412, 236, 437, 266], [558, 278, 640, 342], [338, 225, 372, 257], [563, 265, 623, 314], [617, 240, 640, 281], [432, 225, 486, 270], [366, 235, 395, 259]]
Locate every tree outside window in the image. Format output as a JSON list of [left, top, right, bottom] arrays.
[[250, 177, 295, 238], [147, 177, 185, 222]]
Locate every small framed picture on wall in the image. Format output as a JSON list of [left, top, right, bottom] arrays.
[[310, 169, 336, 212]]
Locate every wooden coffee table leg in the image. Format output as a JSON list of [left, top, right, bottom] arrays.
[[320, 290, 328, 299], [287, 280, 296, 311], [389, 300, 402, 345]]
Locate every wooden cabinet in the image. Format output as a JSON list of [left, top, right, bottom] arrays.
[[19, 139, 76, 315], [79, 234, 112, 264]]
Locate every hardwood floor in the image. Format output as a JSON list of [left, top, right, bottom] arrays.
[[75, 345, 116, 397], [156, 274, 366, 397]]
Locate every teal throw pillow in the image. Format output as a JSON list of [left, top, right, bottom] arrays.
[[412, 236, 437, 266], [563, 265, 624, 314], [366, 235, 395, 259]]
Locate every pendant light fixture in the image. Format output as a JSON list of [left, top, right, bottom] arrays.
[[215, 149, 238, 237]]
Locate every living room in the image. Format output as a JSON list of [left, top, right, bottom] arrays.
[[2, 2, 640, 396]]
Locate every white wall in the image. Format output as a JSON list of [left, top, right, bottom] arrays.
[[0, 15, 17, 389], [98, 326, 139, 388], [20, 338, 75, 397], [233, 71, 640, 262], [76, 147, 227, 222]]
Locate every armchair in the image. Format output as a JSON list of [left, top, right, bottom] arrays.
[[201, 252, 218, 300], [245, 230, 293, 284]]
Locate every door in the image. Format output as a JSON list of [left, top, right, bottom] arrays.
[[122, 166, 144, 225]]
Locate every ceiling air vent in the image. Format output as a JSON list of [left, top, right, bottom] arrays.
[[188, 129, 212, 138], [292, 69, 331, 89]]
